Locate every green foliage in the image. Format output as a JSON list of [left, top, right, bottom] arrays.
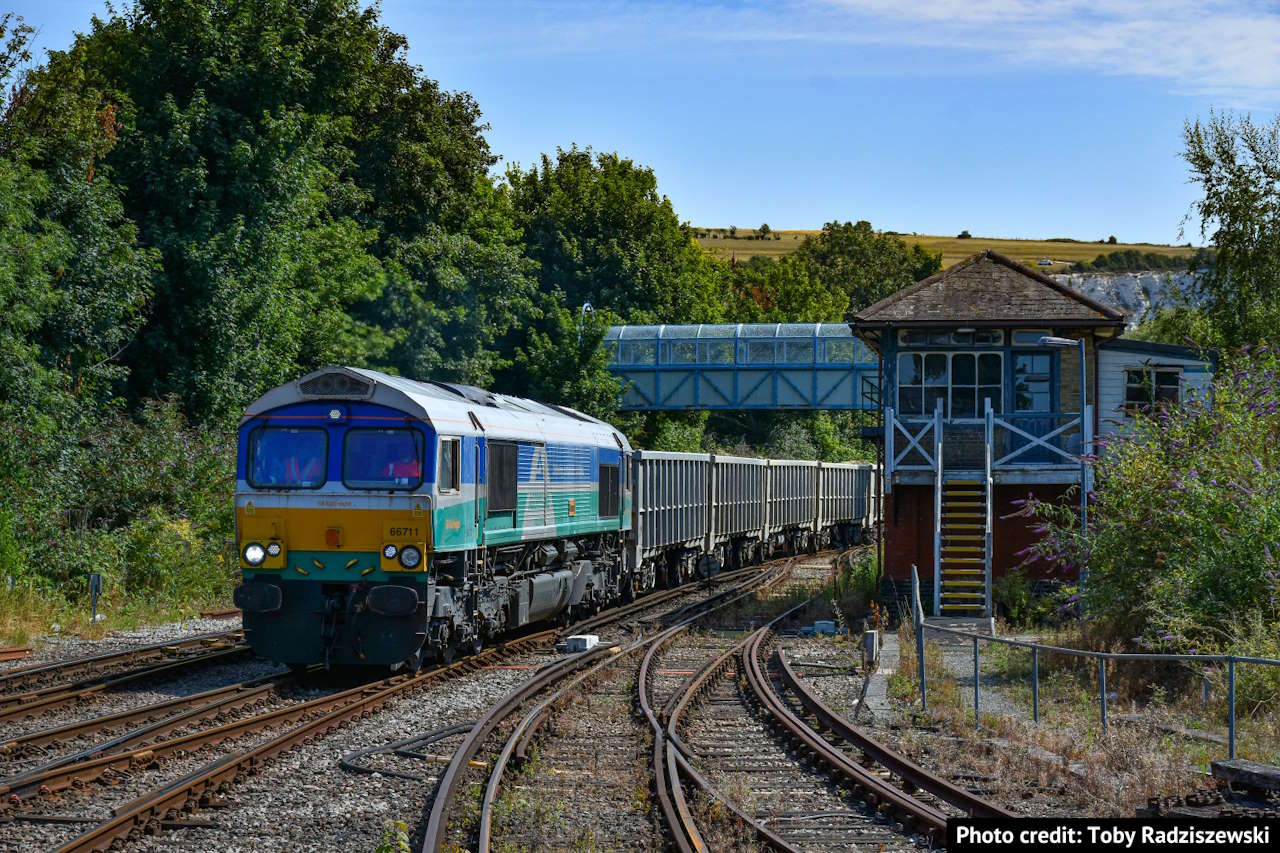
[[1066, 247, 1213, 274], [374, 820, 410, 853], [1021, 348, 1280, 661], [796, 220, 942, 314], [833, 551, 880, 610], [1182, 111, 1280, 347], [993, 569, 1032, 625], [506, 146, 722, 326]]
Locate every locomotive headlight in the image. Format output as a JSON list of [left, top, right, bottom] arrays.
[[266, 542, 282, 557], [398, 546, 422, 569], [243, 543, 267, 566], [382, 544, 398, 560]]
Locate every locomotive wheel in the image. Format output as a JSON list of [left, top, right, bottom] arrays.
[[439, 638, 457, 664]]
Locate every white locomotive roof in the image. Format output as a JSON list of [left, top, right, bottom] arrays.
[[243, 366, 632, 451]]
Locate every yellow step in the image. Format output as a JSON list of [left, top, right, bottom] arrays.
[[943, 491, 984, 498], [943, 534, 984, 541], [942, 557, 985, 565], [942, 591, 985, 600], [941, 569, 984, 577], [943, 579, 985, 588], [943, 511, 984, 518]]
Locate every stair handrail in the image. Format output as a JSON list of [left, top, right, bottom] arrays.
[[983, 398, 994, 617], [932, 397, 943, 617]]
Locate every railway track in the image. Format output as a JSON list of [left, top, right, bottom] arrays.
[[422, 555, 801, 853], [0, 631, 243, 699], [656, 597, 1014, 852], [0, 627, 243, 706], [2, 562, 789, 851]]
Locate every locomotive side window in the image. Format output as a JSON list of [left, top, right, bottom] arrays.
[[437, 437, 460, 493], [599, 464, 619, 517], [342, 429, 424, 490], [488, 441, 518, 514], [247, 427, 327, 489]]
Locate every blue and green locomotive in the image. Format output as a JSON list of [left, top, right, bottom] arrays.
[[233, 367, 876, 669]]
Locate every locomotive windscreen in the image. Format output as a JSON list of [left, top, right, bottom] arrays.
[[342, 429, 424, 490], [247, 427, 328, 489]]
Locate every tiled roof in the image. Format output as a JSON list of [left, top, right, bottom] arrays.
[[851, 250, 1126, 326]]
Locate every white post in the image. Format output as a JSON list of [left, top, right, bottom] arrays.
[[932, 397, 943, 617]]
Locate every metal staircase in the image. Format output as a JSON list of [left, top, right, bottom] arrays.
[[938, 478, 989, 615]]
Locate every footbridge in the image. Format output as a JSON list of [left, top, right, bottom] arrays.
[[605, 323, 879, 411]]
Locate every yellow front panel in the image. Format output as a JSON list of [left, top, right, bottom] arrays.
[[236, 506, 431, 572]]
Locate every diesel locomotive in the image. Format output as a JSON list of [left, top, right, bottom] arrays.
[[233, 367, 875, 669]]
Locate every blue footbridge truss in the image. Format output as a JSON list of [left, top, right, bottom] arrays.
[[605, 323, 880, 411]]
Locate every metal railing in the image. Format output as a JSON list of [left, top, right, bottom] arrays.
[[909, 565, 1280, 760]]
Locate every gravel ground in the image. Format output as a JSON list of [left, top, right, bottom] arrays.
[[127, 646, 560, 852], [0, 616, 242, 674], [0, 656, 287, 774]]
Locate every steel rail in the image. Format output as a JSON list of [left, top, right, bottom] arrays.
[[1, 673, 292, 786], [741, 620, 950, 836], [465, 558, 798, 853], [0, 630, 242, 696], [638, 559, 803, 853], [0, 645, 253, 723], [419, 642, 618, 852], [1, 669, 288, 753], [40, 630, 556, 853], [775, 648, 1014, 818]]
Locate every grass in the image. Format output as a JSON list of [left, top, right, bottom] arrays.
[[887, 618, 1280, 816], [0, 581, 233, 647], [694, 227, 1198, 269]]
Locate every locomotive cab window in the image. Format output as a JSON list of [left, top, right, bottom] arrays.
[[488, 441, 518, 515], [437, 437, 460, 493], [342, 429, 424, 490], [247, 427, 327, 489], [599, 464, 620, 517]]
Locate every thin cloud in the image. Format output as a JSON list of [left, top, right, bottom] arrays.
[[440, 1, 1280, 105]]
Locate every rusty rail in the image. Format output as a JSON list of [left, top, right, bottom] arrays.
[[27, 630, 554, 853], [776, 648, 1014, 818], [0, 645, 251, 723], [0, 630, 242, 697], [451, 557, 797, 853]]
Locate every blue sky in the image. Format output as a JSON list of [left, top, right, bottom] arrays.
[[12, 1, 1280, 244]]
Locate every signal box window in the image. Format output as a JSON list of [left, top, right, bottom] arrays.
[[248, 427, 327, 489], [488, 442, 518, 514], [1125, 368, 1180, 415], [437, 437, 461, 493], [343, 429, 424, 490], [599, 464, 620, 518]]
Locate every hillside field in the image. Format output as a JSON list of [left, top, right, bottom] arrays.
[[695, 227, 1198, 269]]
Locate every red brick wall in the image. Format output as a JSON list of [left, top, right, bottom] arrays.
[[883, 483, 1076, 582]]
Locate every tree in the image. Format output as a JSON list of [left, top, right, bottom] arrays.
[[728, 225, 737, 238], [49, 0, 533, 417], [729, 254, 845, 322], [758, 222, 771, 240], [1182, 111, 1280, 346], [957, 229, 972, 239], [504, 147, 722, 326], [797, 220, 942, 315], [1107, 235, 1118, 244]]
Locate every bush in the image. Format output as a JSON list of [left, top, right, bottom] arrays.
[[993, 569, 1032, 624], [1020, 347, 1280, 662], [0, 397, 235, 626]]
